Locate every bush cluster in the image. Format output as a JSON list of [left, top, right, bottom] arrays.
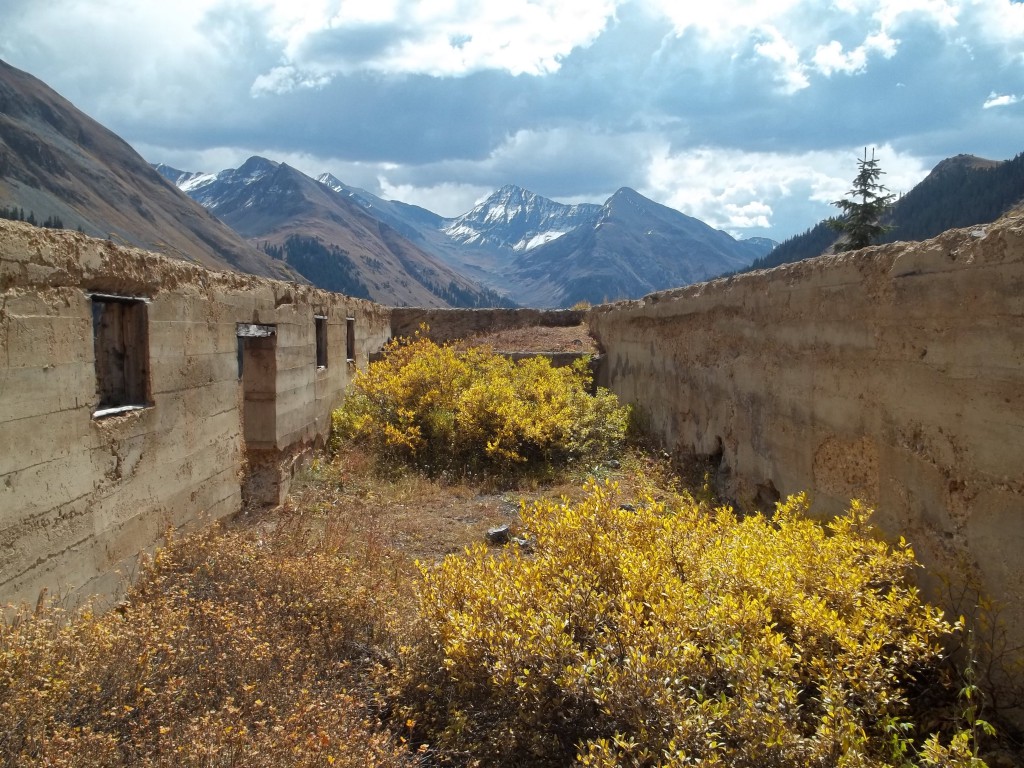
[[401, 482, 972, 767], [331, 330, 628, 481], [0, 525, 414, 767]]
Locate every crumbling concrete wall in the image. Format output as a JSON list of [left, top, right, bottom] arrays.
[[591, 210, 1024, 663], [390, 307, 585, 344], [0, 221, 389, 610]]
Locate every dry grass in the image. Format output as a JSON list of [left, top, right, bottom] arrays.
[[284, 445, 675, 564], [0, 522, 416, 767], [4, 445, 1004, 767], [450, 323, 599, 354], [0, 444, 670, 767]]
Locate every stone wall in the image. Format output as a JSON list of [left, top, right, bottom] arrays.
[[390, 307, 585, 344], [4, 205, 1023, 691], [590, 211, 1024, 659], [0, 221, 389, 610]]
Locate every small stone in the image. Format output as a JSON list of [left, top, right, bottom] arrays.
[[606, 459, 622, 469], [486, 524, 511, 545]]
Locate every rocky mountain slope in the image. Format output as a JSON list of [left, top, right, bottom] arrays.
[[509, 187, 771, 307], [751, 152, 1024, 271], [315, 173, 509, 293], [443, 185, 602, 253], [0, 58, 293, 280], [315, 181, 775, 307], [157, 159, 512, 308]]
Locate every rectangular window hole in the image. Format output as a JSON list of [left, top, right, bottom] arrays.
[[91, 294, 150, 417], [315, 315, 328, 369], [346, 317, 355, 362], [237, 323, 276, 378]]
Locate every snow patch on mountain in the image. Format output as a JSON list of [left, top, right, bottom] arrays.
[[520, 231, 568, 250], [443, 184, 601, 253], [179, 172, 217, 194]]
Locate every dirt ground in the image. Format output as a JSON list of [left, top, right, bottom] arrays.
[[451, 323, 600, 354], [274, 445, 680, 565]]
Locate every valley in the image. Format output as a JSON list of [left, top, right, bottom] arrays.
[[3, 4, 1024, 763]]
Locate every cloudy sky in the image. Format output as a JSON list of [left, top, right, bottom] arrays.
[[1, 0, 1022, 240]]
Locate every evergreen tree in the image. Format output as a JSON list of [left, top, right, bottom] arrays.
[[829, 147, 895, 251]]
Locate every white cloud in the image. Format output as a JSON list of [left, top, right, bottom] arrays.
[[642, 144, 928, 232], [251, 0, 619, 90], [377, 179, 492, 217], [872, 0, 961, 31], [982, 92, 1021, 109], [754, 27, 810, 93], [964, 0, 1024, 56], [812, 31, 898, 75], [251, 65, 332, 96], [640, 1, 1024, 92], [643, 0, 806, 43], [0, 0, 233, 115]]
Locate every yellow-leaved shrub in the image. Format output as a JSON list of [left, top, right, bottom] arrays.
[[331, 330, 628, 481], [400, 482, 971, 767]]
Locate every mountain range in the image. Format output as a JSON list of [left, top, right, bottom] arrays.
[[165, 162, 775, 307], [3, 56, 1021, 308], [0, 55, 775, 307], [154, 157, 509, 308]]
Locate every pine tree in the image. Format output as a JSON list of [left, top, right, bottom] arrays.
[[829, 147, 895, 251]]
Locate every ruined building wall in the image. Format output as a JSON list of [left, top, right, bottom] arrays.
[[0, 221, 389, 609], [591, 211, 1024, 653], [4, 201, 1023, 673], [390, 307, 585, 344]]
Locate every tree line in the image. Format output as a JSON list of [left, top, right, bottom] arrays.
[[261, 234, 373, 299], [0, 206, 73, 231]]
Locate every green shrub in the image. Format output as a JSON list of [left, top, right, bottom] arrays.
[[401, 482, 974, 767], [332, 330, 628, 481]]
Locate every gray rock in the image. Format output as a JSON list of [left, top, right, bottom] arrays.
[[486, 524, 511, 545], [512, 536, 534, 553]]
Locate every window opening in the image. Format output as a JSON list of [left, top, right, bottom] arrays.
[[91, 294, 150, 418], [315, 315, 328, 369], [236, 323, 276, 379], [346, 317, 355, 362], [236, 323, 277, 447]]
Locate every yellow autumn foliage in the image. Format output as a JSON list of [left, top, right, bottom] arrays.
[[331, 330, 629, 480], [401, 482, 977, 767]]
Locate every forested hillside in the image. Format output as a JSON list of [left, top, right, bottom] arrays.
[[747, 152, 1024, 271], [262, 235, 372, 299], [878, 152, 1024, 243], [746, 220, 837, 272]]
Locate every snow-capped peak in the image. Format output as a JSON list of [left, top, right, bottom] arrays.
[[316, 172, 345, 193], [443, 184, 601, 252]]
